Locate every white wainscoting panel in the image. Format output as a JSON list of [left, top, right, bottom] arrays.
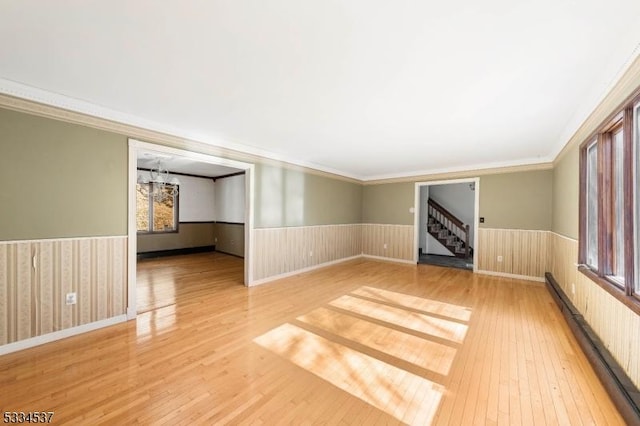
[[0, 236, 127, 346]]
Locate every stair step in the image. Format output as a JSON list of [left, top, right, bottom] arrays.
[[428, 211, 474, 257]]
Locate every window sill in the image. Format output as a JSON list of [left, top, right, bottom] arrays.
[[579, 267, 640, 316], [137, 230, 179, 235]]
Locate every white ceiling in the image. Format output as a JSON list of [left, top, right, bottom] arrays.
[[2, 1, 640, 180]]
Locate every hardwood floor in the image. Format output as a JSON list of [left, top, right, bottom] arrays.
[[136, 252, 245, 313], [0, 253, 623, 424]]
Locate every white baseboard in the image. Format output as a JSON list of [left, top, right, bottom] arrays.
[[0, 315, 128, 356], [476, 269, 545, 283], [361, 254, 416, 265], [251, 253, 419, 286], [127, 307, 137, 320], [249, 255, 362, 286]]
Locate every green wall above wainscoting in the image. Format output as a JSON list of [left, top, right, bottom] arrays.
[[362, 182, 415, 225], [1, 105, 553, 241], [552, 144, 579, 239], [0, 108, 364, 241], [0, 108, 128, 240], [361, 169, 553, 230], [253, 163, 362, 228], [479, 169, 553, 231]]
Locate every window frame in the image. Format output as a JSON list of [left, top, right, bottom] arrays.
[[635, 102, 640, 296], [579, 96, 638, 314], [607, 122, 627, 284], [584, 138, 599, 270], [136, 182, 180, 234]]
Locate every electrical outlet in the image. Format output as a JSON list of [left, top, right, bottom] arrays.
[[571, 283, 576, 295], [497, 255, 503, 262], [309, 251, 313, 257], [66, 292, 77, 305], [383, 243, 388, 249]]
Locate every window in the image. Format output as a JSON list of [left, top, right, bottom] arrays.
[[136, 182, 178, 233], [585, 140, 598, 269], [580, 102, 637, 305], [611, 125, 625, 283]]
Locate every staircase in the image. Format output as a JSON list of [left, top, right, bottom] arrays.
[[427, 198, 473, 259]]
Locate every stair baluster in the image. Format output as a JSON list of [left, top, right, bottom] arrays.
[[426, 198, 472, 259]]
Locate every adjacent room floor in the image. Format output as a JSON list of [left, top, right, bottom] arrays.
[[419, 253, 474, 271], [0, 256, 622, 424], [136, 251, 245, 313]]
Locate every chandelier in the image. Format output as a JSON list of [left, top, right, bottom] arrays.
[[137, 160, 180, 202]]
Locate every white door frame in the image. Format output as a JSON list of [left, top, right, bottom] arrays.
[[127, 139, 255, 320], [413, 177, 480, 271]]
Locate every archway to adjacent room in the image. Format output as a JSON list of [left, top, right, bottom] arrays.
[[127, 139, 255, 319], [413, 178, 479, 272]]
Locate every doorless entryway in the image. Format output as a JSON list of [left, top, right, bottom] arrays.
[[127, 139, 255, 319], [413, 178, 479, 272]]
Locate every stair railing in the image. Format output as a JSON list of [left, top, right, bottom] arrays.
[[427, 198, 470, 258]]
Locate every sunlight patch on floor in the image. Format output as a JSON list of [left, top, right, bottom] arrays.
[[296, 307, 456, 376], [254, 323, 444, 424], [353, 286, 472, 322], [330, 295, 468, 343], [253, 286, 474, 424]]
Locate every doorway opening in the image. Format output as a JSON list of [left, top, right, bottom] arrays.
[[413, 178, 479, 272], [127, 139, 254, 319]]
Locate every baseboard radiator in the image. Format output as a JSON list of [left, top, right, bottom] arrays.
[[545, 272, 640, 424]]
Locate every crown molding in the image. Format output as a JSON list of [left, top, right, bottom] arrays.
[[0, 78, 364, 184], [363, 159, 553, 185], [0, 78, 559, 185], [551, 46, 640, 165]]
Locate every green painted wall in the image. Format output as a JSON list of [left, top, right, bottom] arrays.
[[0, 108, 128, 240], [479, 169, 553, 230], [254, 163, 362, 228], [552, 145, 579, 239], [1, 109, 364, 239], [362, 182, 414, 225], [361, 169, 553, 230], [1, 106, 553, 239]]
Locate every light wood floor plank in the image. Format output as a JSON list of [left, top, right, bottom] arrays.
[[0, 252, 625, 424]]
